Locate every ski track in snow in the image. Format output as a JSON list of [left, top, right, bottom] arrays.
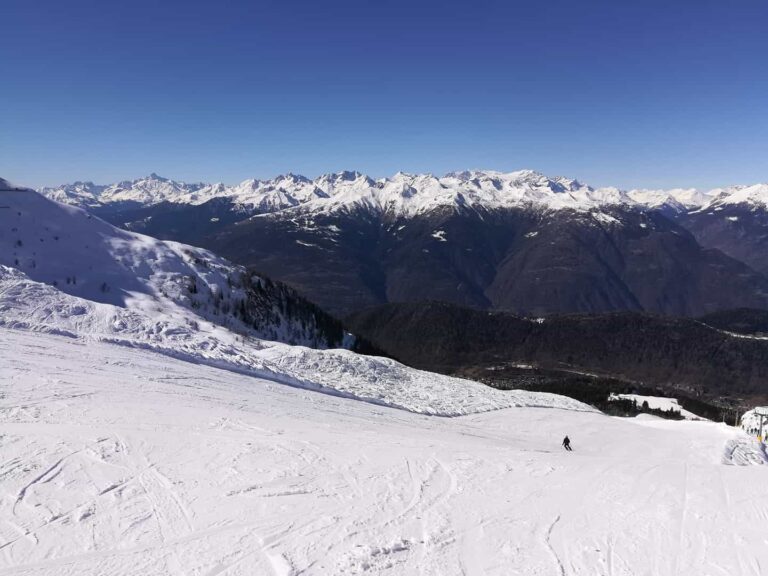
[[1, 329, 768, 575]]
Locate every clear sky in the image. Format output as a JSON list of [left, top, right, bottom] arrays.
[[2, 0, 767, 189]]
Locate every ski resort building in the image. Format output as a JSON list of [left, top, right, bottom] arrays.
[[741, 407, 768, 441]]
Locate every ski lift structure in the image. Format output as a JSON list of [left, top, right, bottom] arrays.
[[741, 406, 768, 442]]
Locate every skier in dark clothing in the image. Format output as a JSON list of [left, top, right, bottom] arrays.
[[562, 435, 572, 451]]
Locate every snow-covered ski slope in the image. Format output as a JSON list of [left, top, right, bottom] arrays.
[[1, 328, 766, 576]]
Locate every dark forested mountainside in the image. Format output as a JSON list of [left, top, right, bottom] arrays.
[[346, 301, 768, 401], [698, 308, 768, 337], [94, 198, 249, 246]]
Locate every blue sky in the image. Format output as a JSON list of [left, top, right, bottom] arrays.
[[2, 0, 767, 189]]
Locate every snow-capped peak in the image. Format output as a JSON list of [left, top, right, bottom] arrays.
[[626, 188, 715, 212], [705, 183, 768, 210]]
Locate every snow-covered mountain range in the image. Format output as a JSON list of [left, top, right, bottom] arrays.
[[37, 170, 768, 215], [25, 172, 768, 318]]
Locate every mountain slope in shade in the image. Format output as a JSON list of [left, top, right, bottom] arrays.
[[205, 203, 768, 317], [677, 204, 768, 276], [93, 198, 252, 246], [698, 308, 768, 336]]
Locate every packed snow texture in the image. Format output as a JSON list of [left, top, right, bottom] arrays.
[[36, 170, 768, 217], [722, 436, 768, 466], [1, 329, 766, 576]]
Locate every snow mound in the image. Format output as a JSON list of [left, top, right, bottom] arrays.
[[722, 435, 768, 466]]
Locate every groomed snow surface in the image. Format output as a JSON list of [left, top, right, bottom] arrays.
[[2, 328, 767, 576]]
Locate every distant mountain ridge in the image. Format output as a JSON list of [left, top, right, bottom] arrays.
[[38, 170, 768, 215]]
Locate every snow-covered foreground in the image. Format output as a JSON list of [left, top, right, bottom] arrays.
[[2, 330, 767, 576]]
